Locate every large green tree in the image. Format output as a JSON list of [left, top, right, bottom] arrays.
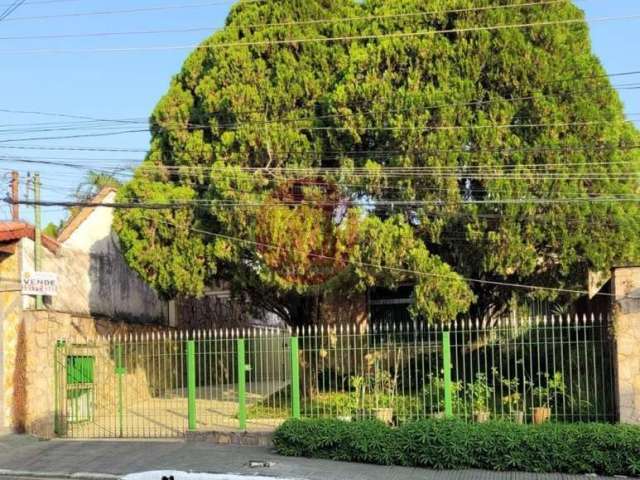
[[114, 0, 640, 325]]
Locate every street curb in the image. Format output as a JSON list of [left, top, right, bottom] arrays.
[[0, 469, 120, 480]]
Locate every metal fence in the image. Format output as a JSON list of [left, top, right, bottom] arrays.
[[54, 314, 616, 438]]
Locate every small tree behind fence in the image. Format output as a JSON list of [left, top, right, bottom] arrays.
[[54, 314, 616, 438]]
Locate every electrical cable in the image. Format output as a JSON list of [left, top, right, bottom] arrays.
[[4, 13, 640, 54]]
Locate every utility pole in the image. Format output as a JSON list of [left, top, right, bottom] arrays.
[[33, 172, 43, 309], [10, 171, 19, 220]]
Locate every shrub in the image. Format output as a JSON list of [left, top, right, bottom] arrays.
[[273, 418, 640, 476]]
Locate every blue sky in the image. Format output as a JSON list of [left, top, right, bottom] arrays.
[[0, 0, 638, 225]]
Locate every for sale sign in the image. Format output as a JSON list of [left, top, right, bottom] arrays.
[[22, 271, 58, 296]]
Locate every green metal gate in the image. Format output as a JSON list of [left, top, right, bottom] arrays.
[[54, 316, 616, 438], [54, 329, 296, 438]]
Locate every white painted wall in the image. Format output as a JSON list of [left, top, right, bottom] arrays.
[[62, 190, 115, 254], [20, 196, 168, 323]]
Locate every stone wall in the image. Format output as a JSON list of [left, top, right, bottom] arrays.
[[612, 266, 640, 424], [18, 310, 164, 438], [1, 247, 22, 432]]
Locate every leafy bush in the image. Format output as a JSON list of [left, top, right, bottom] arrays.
[[273, 418, 640, 476]]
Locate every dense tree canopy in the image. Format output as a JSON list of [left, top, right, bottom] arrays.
[[114, 0, 640, 325]]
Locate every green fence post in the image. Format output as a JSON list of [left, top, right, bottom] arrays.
[[115, 344, 125, 437], [187, 340, 197, 431], [442, 330, 453, 418], [53, 340, 64, 436], [237, 338, 247, 430], [290, 336, 301, 419]]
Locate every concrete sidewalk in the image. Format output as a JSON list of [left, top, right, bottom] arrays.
[[0, 435, 624, 480]]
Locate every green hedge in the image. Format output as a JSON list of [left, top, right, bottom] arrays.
[[273, 418, 640, 476]]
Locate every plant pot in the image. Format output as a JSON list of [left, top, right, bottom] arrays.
[[373, 407, 394, 425], [532, 407, 551, 424], [337, 415, 352, 422], [353, 408, 369, 420], [473, 411, 490, 423], [512, 411, 525, 424]]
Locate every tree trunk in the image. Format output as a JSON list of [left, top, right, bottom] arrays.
[[287, 293, 322, 399]]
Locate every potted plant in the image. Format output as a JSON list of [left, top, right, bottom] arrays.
[[350, 375, 368, 419], [467, 373, 493, 423], [532, 372, 566, 424], [372, 369, 396, 425], [500, 377, 526, 424], [335, 394, 355, 422]]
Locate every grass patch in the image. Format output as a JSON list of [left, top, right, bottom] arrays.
[[246, 391, 421, 422]]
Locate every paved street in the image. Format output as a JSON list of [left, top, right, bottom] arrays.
[[0, 434, 626, 480]]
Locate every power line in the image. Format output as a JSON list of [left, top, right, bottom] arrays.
[[1, 82, 639, 136], [150, 216, 616, 298], [3, 0, 264, 22], [0, 117, 635, 144], [5, 13, 640, 54], [8, 195, 640, 210], [0, 0, 26, 22], [0, 144, 148, 153], [2, 151, 639, 172], [0, 107, 139, 125], [1, 68, 639, 132], [0, 128, 148, 143], [0, 0, 564, 39], [0, 0, 81, 6]]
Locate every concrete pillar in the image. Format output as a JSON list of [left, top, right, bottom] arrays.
[[612, 266, 640, 424]]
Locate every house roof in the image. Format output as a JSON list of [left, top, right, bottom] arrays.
[[0, 221, 60, 253], [56, 186, 117, 243]]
